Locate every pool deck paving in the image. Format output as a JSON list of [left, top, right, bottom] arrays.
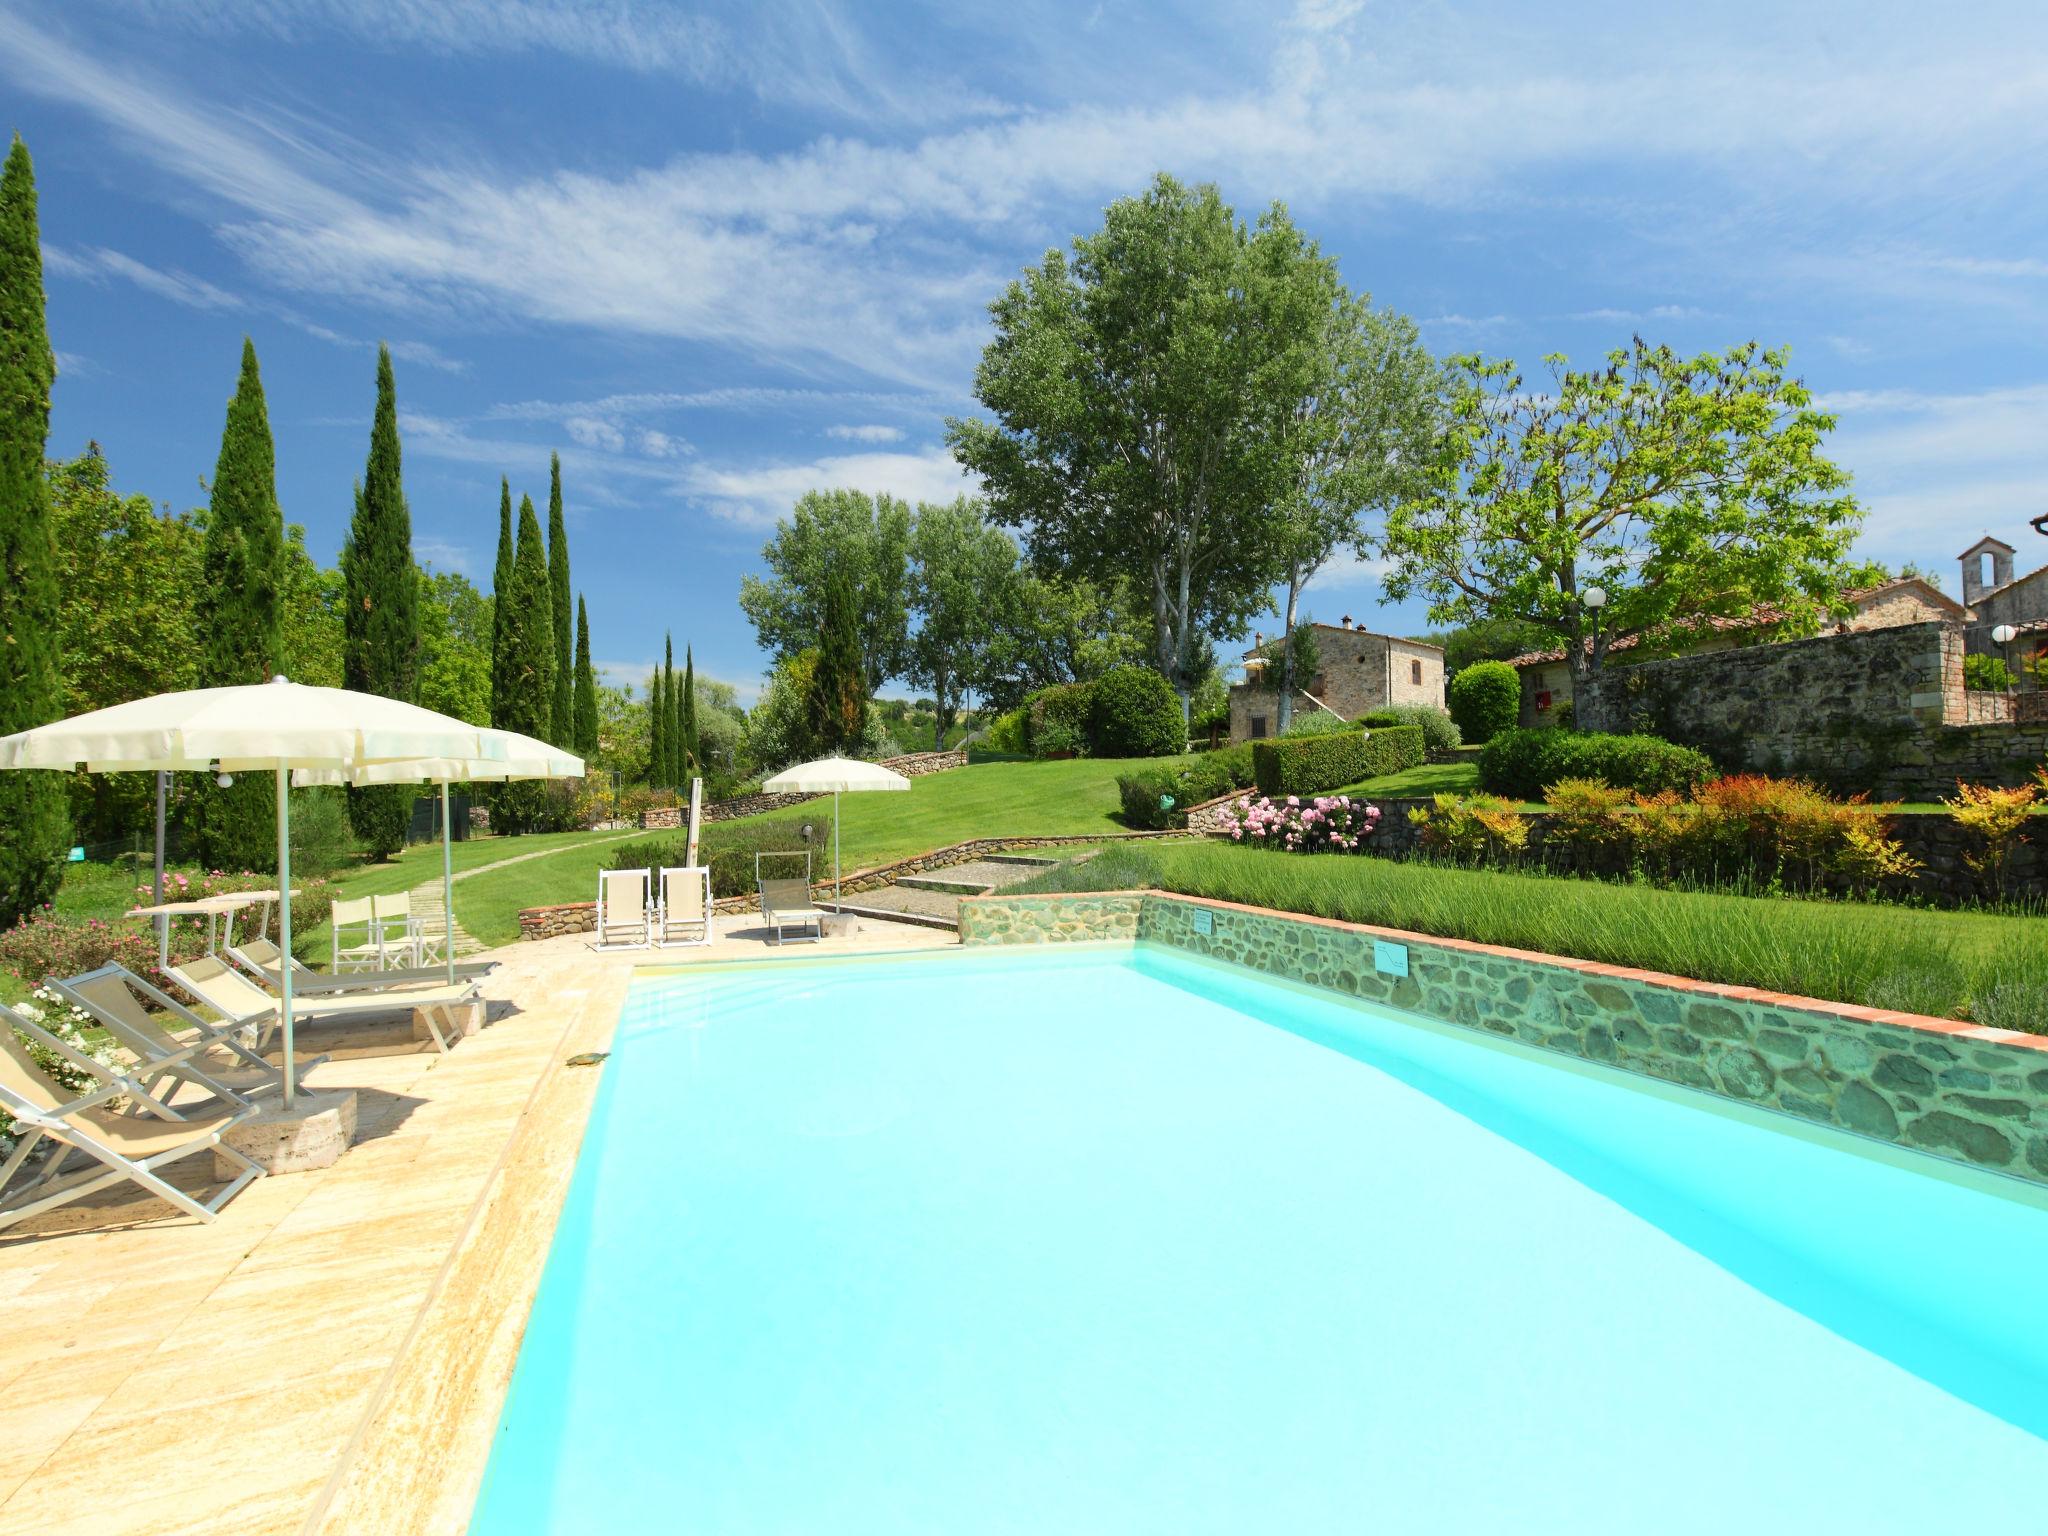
[[0, 912, 953, 1536]]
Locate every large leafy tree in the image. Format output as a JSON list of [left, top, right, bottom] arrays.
[[1380, 340, 1862, 727], [489, 476, 514, 728], [738, 488, 912, 694], [0, 136, 68, 921], [417, 569, 493, 726], [195, 337, 289, 868], [982, 574, 1148, 709], [949, 173, 1336, 717], [340, 345, 422, 855], [495, 495, 556, 829], [804, 567, 868, 755], [1264, 294, 1438, 732], [280, 529, 344, 688], [573, 596, 599, 758], [546, 453, 573, 746], [907, 498, 1021, 749], [48, 446, 202, 844]]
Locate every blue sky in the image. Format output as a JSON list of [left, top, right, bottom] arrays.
[[6, 0, 2047, 701]]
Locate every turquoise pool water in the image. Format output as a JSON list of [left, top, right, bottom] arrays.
[[473, 944, 2048, 1533]]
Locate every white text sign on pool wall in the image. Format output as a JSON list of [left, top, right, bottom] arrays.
[[1193, 909, 1214, 935], [1373, 940, 1408, 978]]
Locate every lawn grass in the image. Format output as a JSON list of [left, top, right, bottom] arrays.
[[451, 757, 1193, 946], [1338, 758, 1482, 798], [1007, 841, 2048, 1030]]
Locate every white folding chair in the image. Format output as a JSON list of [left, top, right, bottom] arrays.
[[656, 866, 714, 948], [596, 869, 653, 950]]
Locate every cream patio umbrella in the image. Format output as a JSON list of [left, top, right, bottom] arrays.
[[760, 755, 910, 905], [0, 677, 502, 1106], [295, 729, 584, 985]]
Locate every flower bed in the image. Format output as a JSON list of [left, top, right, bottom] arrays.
[[1225, 793, 1382, 853]]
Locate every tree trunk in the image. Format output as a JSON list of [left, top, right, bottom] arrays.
[[1275, 566, 1303, 736]]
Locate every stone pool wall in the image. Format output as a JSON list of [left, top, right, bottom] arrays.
[[958, 890, 2048, 1187]]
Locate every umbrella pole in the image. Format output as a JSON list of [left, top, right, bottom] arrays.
[[441, 782, 456, 987], [834, 789, 842, 908], [275, 765, 296, 1109]]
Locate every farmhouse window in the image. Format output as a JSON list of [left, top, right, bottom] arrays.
[[1249, 715, 1268, 739], [1410, 659, 1422, 685]]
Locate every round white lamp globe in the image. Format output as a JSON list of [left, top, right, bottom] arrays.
[[1582, 586, 1608, 610]]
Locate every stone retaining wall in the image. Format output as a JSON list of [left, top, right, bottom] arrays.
[[1576, 621, 2048, 799], [958, 890, 2048, 1186]]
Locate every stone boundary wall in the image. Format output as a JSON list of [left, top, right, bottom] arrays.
[[882, 749, 969, 776], [958, 890, 2048, 1186], [1576, 621, 2048, 799], [516, 829, 1195, 939]]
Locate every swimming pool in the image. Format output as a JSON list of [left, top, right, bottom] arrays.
[[473, 944, 2048, 1532]]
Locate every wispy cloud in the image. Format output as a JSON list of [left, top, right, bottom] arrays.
[[14, 4, 2048, 393], [684, 447, 975, 527], [413, 536, 475, 575], [44, 241, 466, 371], [1565, 304, 1709, 324], [825, 424, 906, 443], [97, 0, 1009, 127]]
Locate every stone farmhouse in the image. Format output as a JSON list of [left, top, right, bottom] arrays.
[[1507, 575, 1976, 728], [1228, 620, 1445, 742]]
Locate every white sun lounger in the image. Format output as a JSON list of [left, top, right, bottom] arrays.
[[0, 1005, 264, 1232], [45, 963, 320, 1108], [597, 868, 653, 950], [167, 953, 484, 1055], [226, 935, 497, 993], [757, 876, 827, 945], [656, 866, 713, 948]]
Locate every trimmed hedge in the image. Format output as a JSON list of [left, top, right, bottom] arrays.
[[1089, 664, 1185, 757], [1360, 703, 1461, 753], [1252, 725, 1424, 797], [1478, 727, 1715, 799], [1448, 661, 1521, 743]]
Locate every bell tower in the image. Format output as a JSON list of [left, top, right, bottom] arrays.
[[1959, 535, 2015, 607]]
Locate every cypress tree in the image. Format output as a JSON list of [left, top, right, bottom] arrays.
[[546, 453, 573, 746], [660, 633, 675, 787], [0, 135, 67, 923], [572, 595, 598, 758], [805, 566, 867, 756], [664, 635, 682, 787], [195, 337, 287, 870], [489, 476, 513, 728], [649, 654, 667, 789], [340, 345, 422, 856], [496, 495, 555, 829], [681, 645, 699, 777]]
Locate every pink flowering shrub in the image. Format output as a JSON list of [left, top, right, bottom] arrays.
[[0, 871, 336, 988], [1225, 793, 1382, 853]]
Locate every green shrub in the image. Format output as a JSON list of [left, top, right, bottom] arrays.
[[1176, 744, 1256, 805], [1116, 769, 1187, 829], [981, 706, 1028, 755], [1360, 703, 1461, 753], [1026, 681, 1096, 757], [1088, 665, 1185, 758], [1479, 727, 1713, 799], [1963, 653, 2015, 692], [607, 813, 835, 899], [1253, 725, 1422, 797], [1448, 660, 1521, 743], [1408, 792, 1530, 863]]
